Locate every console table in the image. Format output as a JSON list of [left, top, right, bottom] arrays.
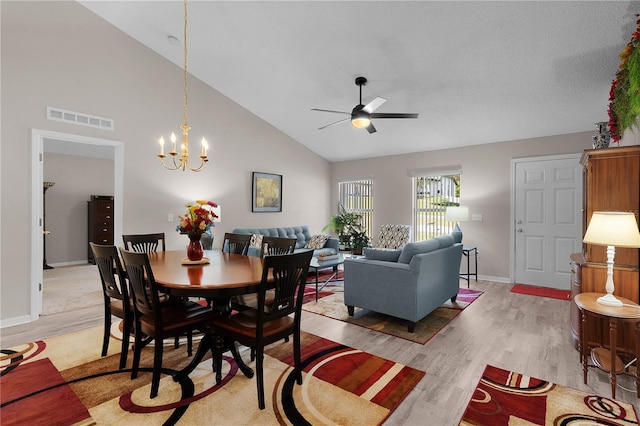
[[575, 292, 640, 399]]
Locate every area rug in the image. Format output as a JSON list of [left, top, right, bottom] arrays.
[[511, 284, 571, 301], [0, 326, 424, 425], [459, 364, 638, 425], [302, 288, 483, 345]]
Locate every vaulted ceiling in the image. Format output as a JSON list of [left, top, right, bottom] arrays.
[[79, 1, 638, 162]]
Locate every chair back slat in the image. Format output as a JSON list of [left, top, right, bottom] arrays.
[[123, 233, 166, 253], [90, 243, 128, 302], [120, 249, 162, 322], [258, 250, 313, 324], [223, 233, 252, 255], [260, 236, 296, 257]]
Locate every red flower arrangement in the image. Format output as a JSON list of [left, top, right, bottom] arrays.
[[608, 15, 640, 143], [176, 200, 218, 236]]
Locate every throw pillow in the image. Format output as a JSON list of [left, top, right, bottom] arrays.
[[306, 234, 329, 249], [249, 233, 263, 247], [363, 248, 402, 262]]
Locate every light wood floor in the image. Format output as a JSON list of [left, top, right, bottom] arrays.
[[2, 280, 639, 424]]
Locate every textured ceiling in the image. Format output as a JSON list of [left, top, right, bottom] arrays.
[[79, 1, 639, 162]]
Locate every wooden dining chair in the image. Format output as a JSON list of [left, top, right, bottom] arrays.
[[122, 233, 166, 253], [259, 236, 296, 257], [212, 249, 314, 409], [123, 232, 192, 352], [222, 233, 252, 255], [119, 248, 218, 399], [90, 243, 132, 370]]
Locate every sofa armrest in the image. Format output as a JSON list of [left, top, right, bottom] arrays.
[[324, 237, 339, 252]]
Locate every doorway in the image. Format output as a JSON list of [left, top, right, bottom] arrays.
[[512, 153, 582, 289], [30, 129, 124, 320]]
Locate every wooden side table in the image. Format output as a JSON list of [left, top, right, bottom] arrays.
[[574, 292, 640, 399]]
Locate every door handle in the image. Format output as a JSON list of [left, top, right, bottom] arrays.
[[517, 229, 523, 233], [517, 220, 523, 225]]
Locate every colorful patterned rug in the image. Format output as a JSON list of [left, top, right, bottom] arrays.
[[302, 287, 483, 344], [511, 284, 571, 301], [459, 364, 638, 425], [1, 326, 424, 425]]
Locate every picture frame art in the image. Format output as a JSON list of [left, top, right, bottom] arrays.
[[252, 172, 282, 212]]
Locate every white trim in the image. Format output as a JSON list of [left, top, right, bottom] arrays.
[[0, 315, 33, 329], [509, 152, 582, 285], [407, 165, 462, 177], [29, 129, 124, 323], [49, 260, 90, 267]]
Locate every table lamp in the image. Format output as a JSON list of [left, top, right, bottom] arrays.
[[582, 211, 640, 306], [445, 206, 469, 242]]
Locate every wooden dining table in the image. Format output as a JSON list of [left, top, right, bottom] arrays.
[[147, 249, 266, 383]]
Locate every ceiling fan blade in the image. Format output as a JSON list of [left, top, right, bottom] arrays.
[[318, 117, 350, 130], [370, 112, 419, 119], [366, 123, 377, 134], [311, 108, 350, 115], [362, 97, 387, 113]]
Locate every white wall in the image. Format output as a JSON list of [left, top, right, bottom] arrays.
[[1, 1, 331, 324]]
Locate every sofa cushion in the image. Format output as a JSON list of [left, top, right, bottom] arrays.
[[306, 234, 329, 249], [434, 234, 455, 248], [250, 233, 263, 247], [397, 239, 440, 264], [363, 247, 402, 262]]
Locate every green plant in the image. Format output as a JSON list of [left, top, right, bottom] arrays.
[[322, 203, 362, 246], [350, 230, 370, 249]]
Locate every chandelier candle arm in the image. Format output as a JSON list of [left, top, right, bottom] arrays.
[[156, 0, 209, 172]]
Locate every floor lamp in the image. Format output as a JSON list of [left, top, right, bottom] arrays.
[[582, 211, 640, 306]]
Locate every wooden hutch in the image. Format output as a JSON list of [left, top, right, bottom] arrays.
[[570, 145, 640, 361]]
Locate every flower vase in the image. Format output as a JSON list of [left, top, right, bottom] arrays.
[[187, 234, 204, 261], [592, 121, 611, 149]]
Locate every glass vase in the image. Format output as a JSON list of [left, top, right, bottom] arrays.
[[187, 234, 204, 261]]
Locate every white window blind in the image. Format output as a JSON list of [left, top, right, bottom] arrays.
[[413, 173, 460, 241], [339, 179, 373, 238]]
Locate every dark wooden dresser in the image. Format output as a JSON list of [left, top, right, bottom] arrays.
[[88, 195, 114, 264], [570, 145, 640, 360]]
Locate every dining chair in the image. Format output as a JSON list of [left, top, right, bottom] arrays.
[[212, 249, 314, 409], [119, 248, 218, 399], [123, 231, 191, 352], [259, 236, 296, 257], [222, 233, 252, 255], [90, 242, 132, 370], [122, 233, 166, 253]]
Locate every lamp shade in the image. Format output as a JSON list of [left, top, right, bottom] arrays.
[[583, 211, 640, 248], [445, 206, 469, 222]]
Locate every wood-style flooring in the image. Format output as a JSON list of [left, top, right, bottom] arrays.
[[2, 279, 639, 424]]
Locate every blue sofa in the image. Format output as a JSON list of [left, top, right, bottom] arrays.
[[231, 225, 338, 258], [343, 234, 463, 332]]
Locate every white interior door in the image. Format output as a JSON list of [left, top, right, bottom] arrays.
[[513, 155, 582, 289]]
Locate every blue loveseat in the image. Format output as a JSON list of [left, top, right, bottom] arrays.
[[231, 225, 338, 258], [343, 233, 463, 332]]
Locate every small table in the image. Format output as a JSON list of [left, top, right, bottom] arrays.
[[574, 292, 640, 399], [309, 253, 345, 301], [460, 246, 478, 287]]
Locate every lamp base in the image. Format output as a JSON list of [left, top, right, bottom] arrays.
[[596, 293, 623, 307]]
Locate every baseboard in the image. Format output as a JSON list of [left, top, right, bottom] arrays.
[[477, 274, 510, 284], [0, 314, 32, 329], [48, 260, 89, 267]]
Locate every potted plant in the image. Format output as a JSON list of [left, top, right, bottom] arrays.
[[350, 230, 370, 255], [323, 203, 363, 249]]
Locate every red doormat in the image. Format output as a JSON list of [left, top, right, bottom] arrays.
[[511, 284, 571, 301], [459, 364, 638, 425]]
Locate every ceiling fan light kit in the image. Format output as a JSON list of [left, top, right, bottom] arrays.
[[312, 76, 418, 134]]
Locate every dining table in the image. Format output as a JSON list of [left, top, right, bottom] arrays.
[[146, 249, 266, 383]]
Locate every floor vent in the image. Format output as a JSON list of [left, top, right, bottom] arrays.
[[47, 107, 114, 131]]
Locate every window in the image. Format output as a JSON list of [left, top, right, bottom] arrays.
[[339, 179, 373, 238], [413, 173, 460, 241]]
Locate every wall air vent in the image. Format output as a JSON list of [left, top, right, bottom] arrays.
[[47, 107, 114, 131]]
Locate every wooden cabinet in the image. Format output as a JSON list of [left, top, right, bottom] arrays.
[[88, 195, 114, 264], [580, 146, 640, 267], [571, 145, 640, 358]]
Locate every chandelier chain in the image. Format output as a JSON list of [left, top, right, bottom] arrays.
[[183, 0, 188, 126]]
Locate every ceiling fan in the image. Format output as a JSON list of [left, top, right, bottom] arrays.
[[311, 76, 419, 134]]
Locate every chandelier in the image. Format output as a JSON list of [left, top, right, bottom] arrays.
[[157, 0, 208, 172]]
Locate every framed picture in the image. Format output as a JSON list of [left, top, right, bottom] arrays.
[[252, 172, 282, 212]]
